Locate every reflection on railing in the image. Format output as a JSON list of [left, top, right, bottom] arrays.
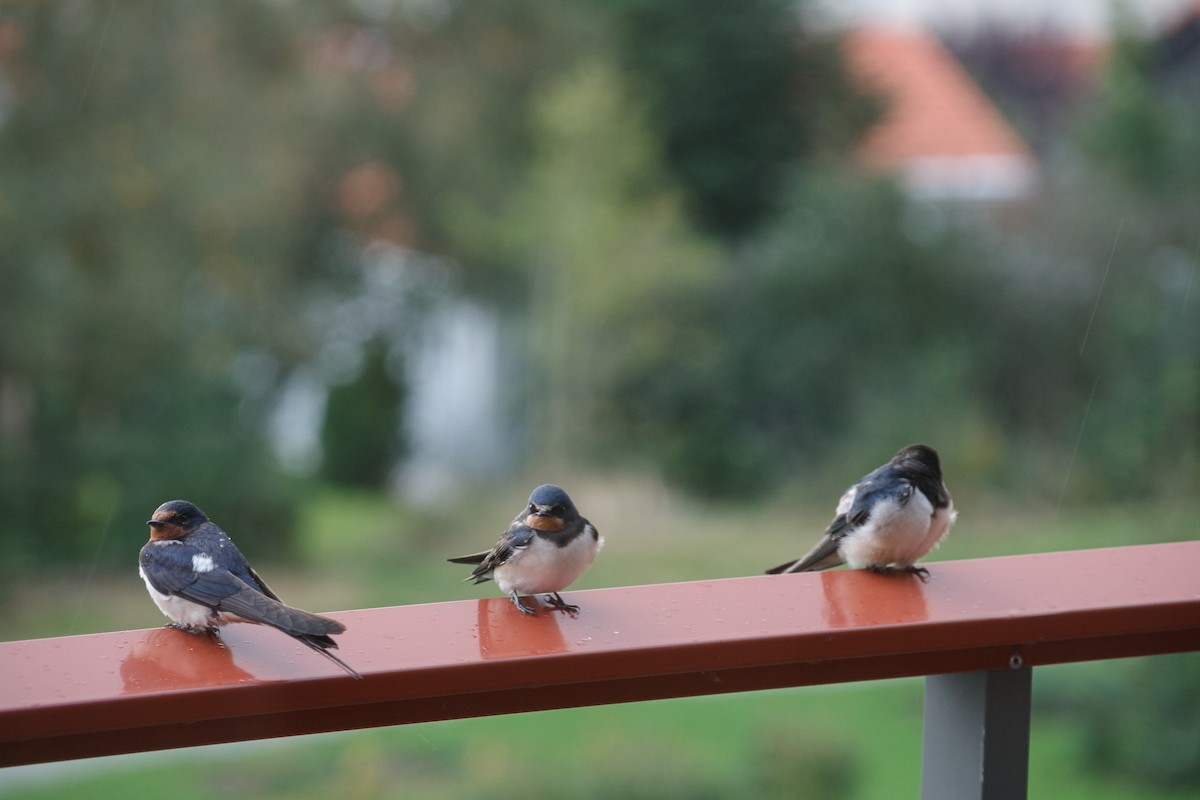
[[476, 598, 569, 660], [121, 628, 259, 693], [821, 570, 929, 628]]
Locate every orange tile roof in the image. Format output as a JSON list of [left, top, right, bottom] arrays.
[[844, 25, 1036, 172]]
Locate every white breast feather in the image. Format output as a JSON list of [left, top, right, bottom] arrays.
[[838, 489, 937, 569], [139, 565, 220, 630], [494, 526, 601, 596]]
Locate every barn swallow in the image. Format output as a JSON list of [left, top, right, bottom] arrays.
[[766, 444, 956, 581], [448, 484, 603, 616], [138, 500, 361, 679]]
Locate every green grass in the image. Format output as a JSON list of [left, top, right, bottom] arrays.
[[2, 476, 1197, 798]]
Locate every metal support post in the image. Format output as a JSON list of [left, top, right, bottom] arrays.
[[921, 666, 1032, 800]]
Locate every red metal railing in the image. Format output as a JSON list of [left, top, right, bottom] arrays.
[[2, 542, 1198, 795]]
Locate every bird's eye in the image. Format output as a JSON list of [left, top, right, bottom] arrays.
[[528, 503, 537, 513], [551, 505, 563, 515]]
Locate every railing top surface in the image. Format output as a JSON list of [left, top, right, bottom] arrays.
[[2, 541, 1198, 766]]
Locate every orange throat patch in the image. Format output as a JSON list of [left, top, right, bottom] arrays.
[[525, 514, 565, 533], [148, 523, 186, 541]]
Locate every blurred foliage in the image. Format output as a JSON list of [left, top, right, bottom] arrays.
[[753, 723, 858, 799], [320, 339, 405, 488], [499, 59, 723, 457], [1084, 21, 1200, 194], [0, 0, 602, 571], [604, 0, 864, 237], [0, 2, 357, 572], [0, 0, 1196, 576], [609, 176, 1004, 496], [599, 18, 1200, 500], [1081, 653, 1200, 790], [1032, 22, 1200, 499]]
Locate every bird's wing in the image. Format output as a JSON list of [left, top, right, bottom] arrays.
[[139, 543, 343, 636], [216, 585, 345, 637], [841, 475, 919, 526], [139, 541, 242, 606], [848, 477, 914, 518], [765, 481, 877, 575], [449, 526, 535, 583]]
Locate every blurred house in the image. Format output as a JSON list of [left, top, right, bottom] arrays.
[[842, 25, 1040, 202], [944, 28, 1108, 160]]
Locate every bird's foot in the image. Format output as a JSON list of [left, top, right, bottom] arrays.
[[164, 622, 206, 636], [544, 592, 580, 617], [865, 564, 930, 583], [509, 593, 538, 616], [906, 566, 931, 583]]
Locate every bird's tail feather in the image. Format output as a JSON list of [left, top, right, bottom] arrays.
[[447, 552, 489, 565], [448, 552, 494, 584], [294, 633, 362, 679], [765, 558, 799, 575], [221, 590, 361, 678], [765, 535, 844, 575]]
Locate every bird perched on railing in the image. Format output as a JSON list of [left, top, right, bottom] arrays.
[[766, 444, 956, 581], [138, 499, 361, 678], [449, 484, 603, 616]]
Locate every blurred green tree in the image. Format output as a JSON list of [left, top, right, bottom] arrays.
[[500, 59, 722, 459], [382, 0, 610, 293], [320, 340, 405, 489], [1019, 19, 1200, 499], [2, 0, 1196, 587], [611, 174, 1003, 497], [604, 0, 870, 238], [1084, 24, 1199, 192], [1083, 653, 1200, 790], [0, 2, 369, 571]]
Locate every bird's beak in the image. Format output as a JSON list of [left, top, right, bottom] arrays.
[[147, 519, 165, 528]]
